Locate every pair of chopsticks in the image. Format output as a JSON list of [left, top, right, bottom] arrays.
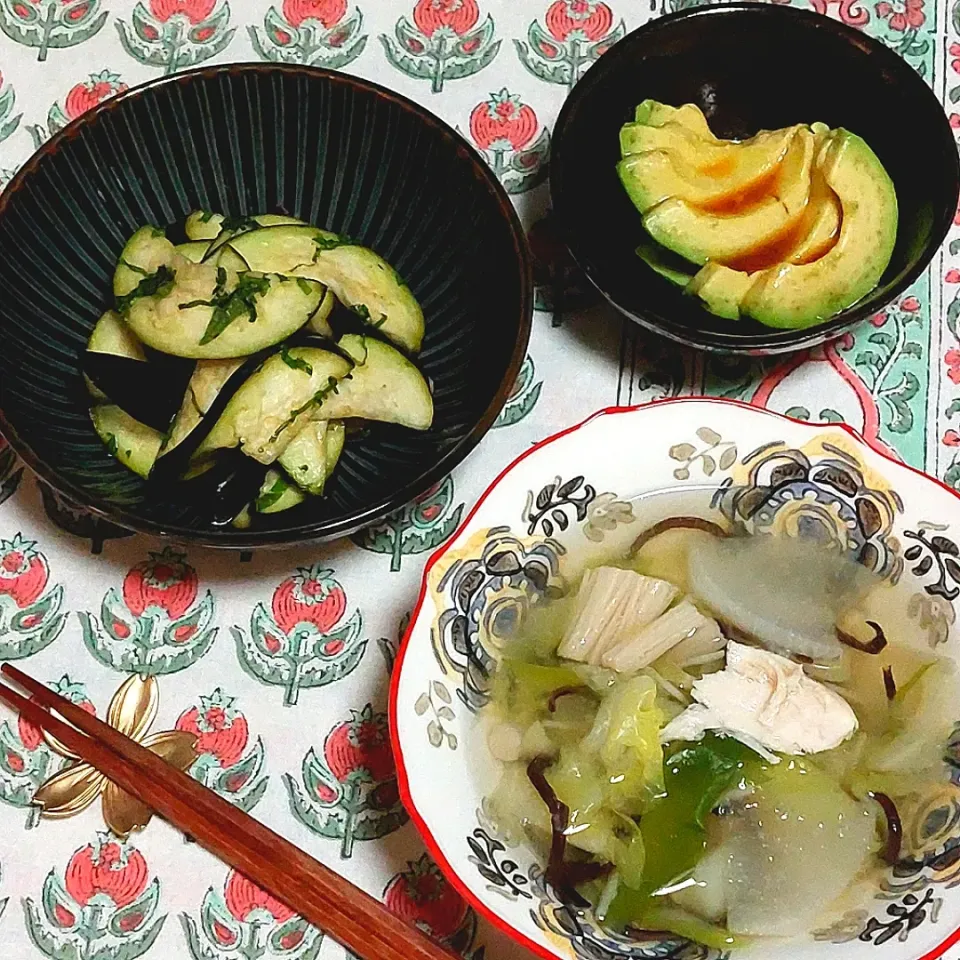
[[0, 663, 455, 960]]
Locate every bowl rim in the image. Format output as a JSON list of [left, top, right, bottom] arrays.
[[390, 395, 960, 960], [550, 1, 960, 355], [0, 61, 533, 549]]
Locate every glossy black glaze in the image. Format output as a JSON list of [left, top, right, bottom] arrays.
[[551, 3, 959, 354]]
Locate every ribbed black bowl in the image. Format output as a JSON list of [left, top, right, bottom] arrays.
[[551, 3, 959, 354], [0, 64, 532, 548]]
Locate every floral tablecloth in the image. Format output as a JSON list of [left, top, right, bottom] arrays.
[[0, 0, 954, 957]]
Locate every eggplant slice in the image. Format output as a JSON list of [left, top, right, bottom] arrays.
[[83, 353, 194, 433]]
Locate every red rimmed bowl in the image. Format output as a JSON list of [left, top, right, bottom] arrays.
[[392, 398, 960, 960]]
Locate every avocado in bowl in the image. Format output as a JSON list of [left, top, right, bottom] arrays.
[[619, 106, 898, 330], [551, 3, 959, 354]]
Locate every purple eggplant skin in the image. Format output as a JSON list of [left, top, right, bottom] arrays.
[[148, 347, 276, 484], [83, 352, 194, 432]]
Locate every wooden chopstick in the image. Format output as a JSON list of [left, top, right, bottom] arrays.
[[0, 664, 456, 960]]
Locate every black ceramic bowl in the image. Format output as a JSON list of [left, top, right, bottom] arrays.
[[0, 64, 532, 548], [551, 3, 960, 354]]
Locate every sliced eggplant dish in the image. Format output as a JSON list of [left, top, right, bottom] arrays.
[[87, 213, 433, 526]]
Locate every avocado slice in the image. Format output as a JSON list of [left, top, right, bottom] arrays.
[[620, 121, 785, 166], [785, 128, 841, 265], [617, 127, 796, 214], [636, 239, 695, 287], [642, 127, 815, 265], [740, 130, 897, 329], [226, 225, 425, 354], [633, 100, 719, 142], [787, 186, 840, 266], [621, 120, 709, 159], [729, 163, 841, 273], [720, 125, 840, 273], [686, 263, 759, 320]]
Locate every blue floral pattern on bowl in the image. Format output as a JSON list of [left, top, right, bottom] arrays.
[[393, 400, 960, 960]]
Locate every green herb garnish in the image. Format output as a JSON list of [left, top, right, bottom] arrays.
[[105, 433, 119, 457], [220, 215, 259, 234], [269, 375, 346, 443], [120, 259, 150, 277], [311, 234, 349, 259], [349, 336, 370, 366], [181, 272, 272, 345], [281, 347, 313, 376], [295, 277, 315, 296], [115, 265, 176, 314], [198, 210, 216, 223], [287, 376, 341, 422], [350, 303, 387, 328], [255, 476, 288, 512]]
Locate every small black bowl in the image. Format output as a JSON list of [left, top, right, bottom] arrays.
[[0, 64, 532, 547], [551, 3, 960, 354]]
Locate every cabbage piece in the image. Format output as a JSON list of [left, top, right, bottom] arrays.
[[687, 535, 877, 662], [863, 656, 959, 776], [580, 675, 665, 810], [602, 600, 717, 673], [636, 903, 741, 951], [490, 659, 584, 725], [558, 567, 678, 665], [545, 692, 599, 744], [544, 746, 647, 888], [486, 762, 551, 846], [572, 663, 619, 695], [545, 747, 609, 854], [709, 760, 878, 937], [541, 676, 665, 889]]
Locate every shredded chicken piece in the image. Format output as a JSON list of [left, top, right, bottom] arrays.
[[660, 641, 858, 756], [557, 567, 678, 665]]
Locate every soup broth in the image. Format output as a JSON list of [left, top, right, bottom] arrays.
[[483, 491, 958, 948]]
